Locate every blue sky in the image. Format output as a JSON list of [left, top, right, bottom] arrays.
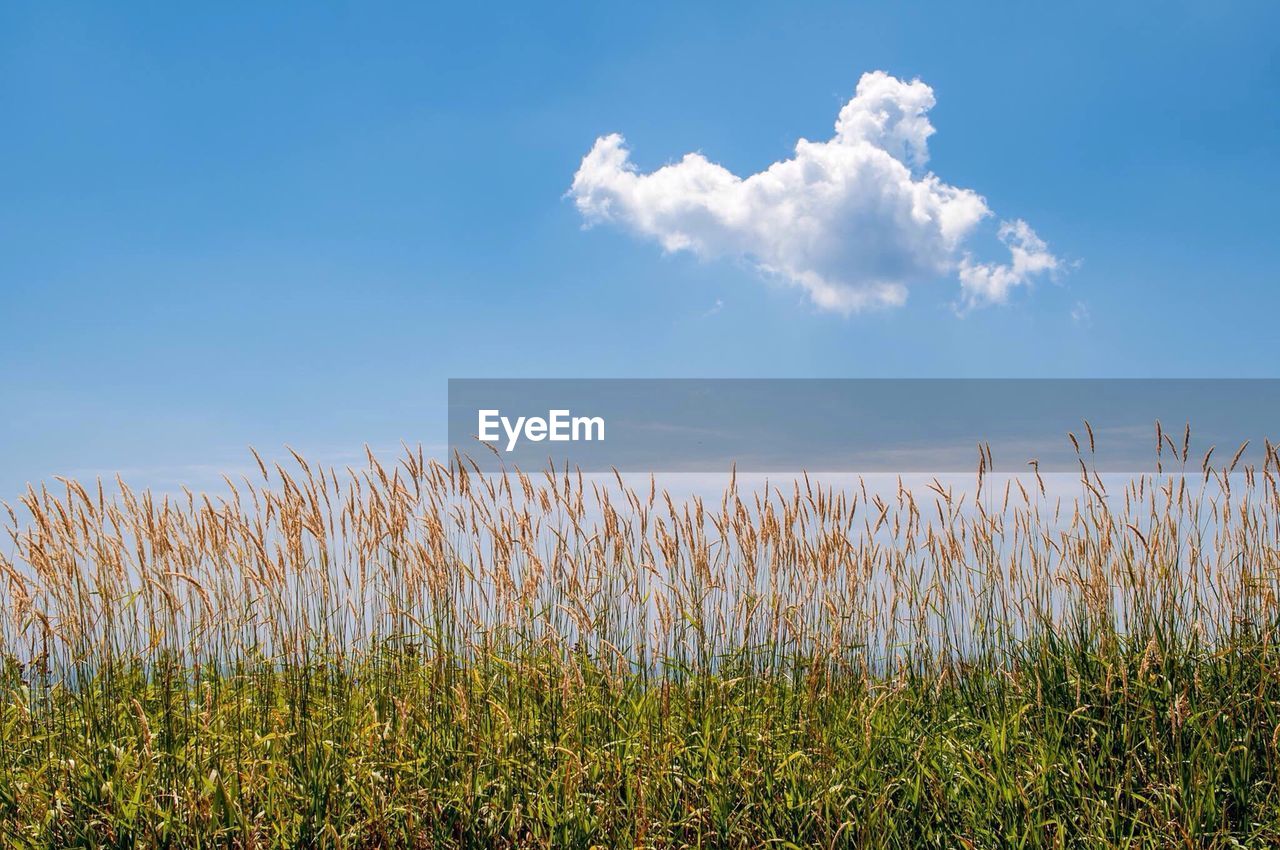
[[2, 2, 1278, 496]]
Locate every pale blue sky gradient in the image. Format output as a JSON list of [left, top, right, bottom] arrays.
[[2, 2, 1278, 496]]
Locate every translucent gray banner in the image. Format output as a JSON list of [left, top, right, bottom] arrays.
[[447, 379, 1280, 472]]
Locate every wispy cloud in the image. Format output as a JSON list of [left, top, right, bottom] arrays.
[[571, 71, 1061, 314], [1071, 300, 1092, 325]]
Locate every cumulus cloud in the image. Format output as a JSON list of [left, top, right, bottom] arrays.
[[569, 71, 1060, 313]]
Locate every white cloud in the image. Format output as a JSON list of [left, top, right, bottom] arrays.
[[956, 219, 1060, 312], [570, 71, 1061, 314], [1070, 300, 1091, 325]]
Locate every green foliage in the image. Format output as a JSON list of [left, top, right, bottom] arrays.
[[3, 636, 1280, 849], [3, 442, 1280, 846]]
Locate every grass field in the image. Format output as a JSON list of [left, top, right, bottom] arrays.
[[3, 432, 1280, 848]]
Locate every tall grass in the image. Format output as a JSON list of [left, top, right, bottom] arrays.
[[2, 432, 1280, 847]]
